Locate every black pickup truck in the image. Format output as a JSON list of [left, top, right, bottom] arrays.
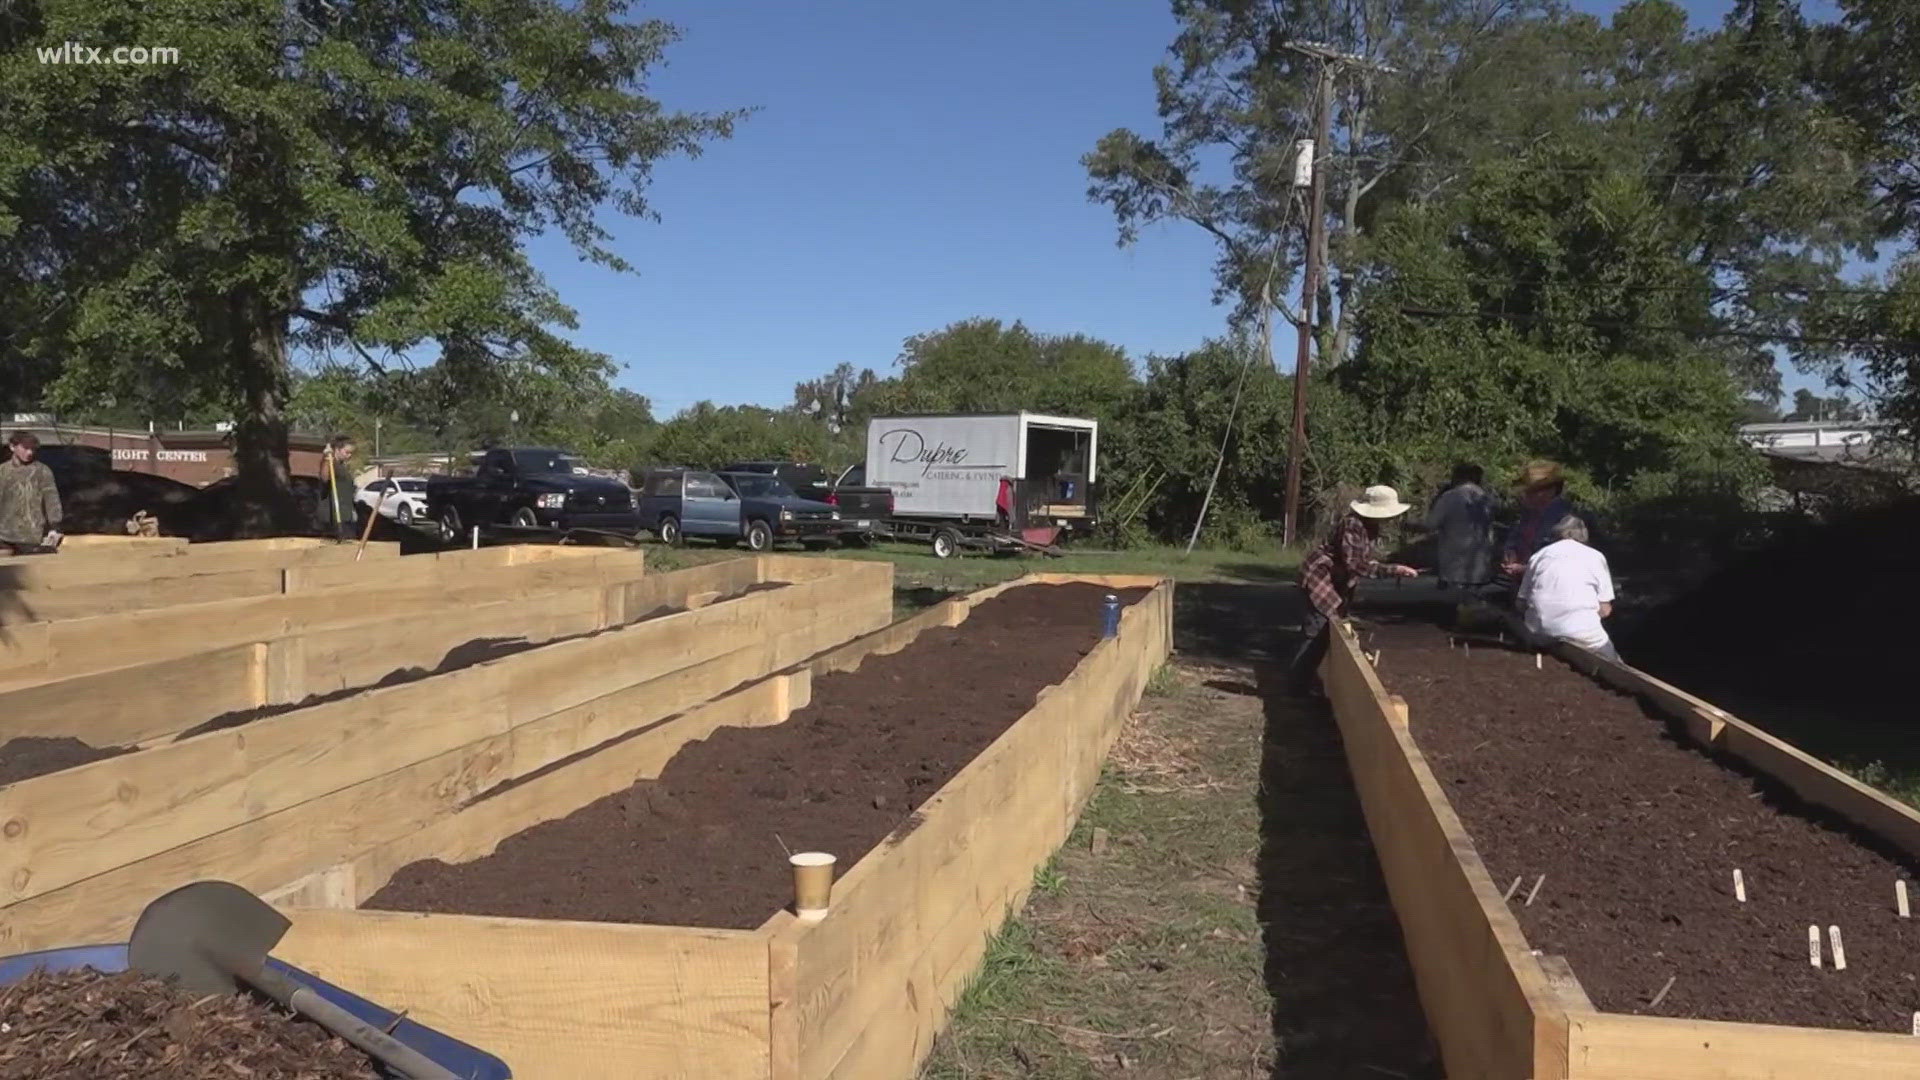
[[721, 461, 893, 543], [426, 447, 643, 543]]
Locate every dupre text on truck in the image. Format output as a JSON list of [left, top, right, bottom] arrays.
[[857, 413, 1098, 558]]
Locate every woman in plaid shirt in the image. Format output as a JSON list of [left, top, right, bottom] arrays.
[[1286, 485, 1419, 696]]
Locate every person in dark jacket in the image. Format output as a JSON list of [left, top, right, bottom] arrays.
[[324, 435, 358, 540]]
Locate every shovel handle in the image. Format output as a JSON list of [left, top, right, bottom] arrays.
[[251, 965, 459, 1080]]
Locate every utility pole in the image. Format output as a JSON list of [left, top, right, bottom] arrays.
[[1279, 40, 1396, 549], [1281, 53, 1335, 549]]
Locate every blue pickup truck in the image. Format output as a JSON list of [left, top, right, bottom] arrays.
[[636, 468, 842, 551]]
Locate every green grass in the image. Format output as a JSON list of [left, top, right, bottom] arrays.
[[920, 665, 1274, 1079], [640, 539, 1297, 605]]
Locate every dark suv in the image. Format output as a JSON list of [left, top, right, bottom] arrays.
[[636, 468, 840, 551]]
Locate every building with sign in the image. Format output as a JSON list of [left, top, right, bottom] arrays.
[[4, 417, 330, 488]]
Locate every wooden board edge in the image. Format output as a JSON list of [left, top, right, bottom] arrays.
[[276, 907, 773, 1080], [1565, 1010, 1920, 1078], [1324, 622, 1566, 1080]]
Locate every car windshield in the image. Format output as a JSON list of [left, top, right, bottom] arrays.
[[511, 450, 580, 475], [399, 480, 426, 493], [728, 475, 792, 498]]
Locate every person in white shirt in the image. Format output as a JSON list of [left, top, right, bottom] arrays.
[[1517, 514, 1618, 660]]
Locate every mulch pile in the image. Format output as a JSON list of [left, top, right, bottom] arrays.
[[368, 581, 1147, 929], [0, 737, 133, 787], [1621, 496, 1920, 770], [0, 968, 380, 1079], [1368, 619, 1920, 1032]]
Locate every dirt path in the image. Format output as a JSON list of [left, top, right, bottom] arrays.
[[924, 583, 1438, 1079]]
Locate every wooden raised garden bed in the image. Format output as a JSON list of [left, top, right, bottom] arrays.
[[0, 544, 648, 685], [1324, 618, 1920, 1079], [0, 536, 404, 623], [0, 555, 894, 960], [0, 550, 748, 767], [258, 574, 1174, 1080]]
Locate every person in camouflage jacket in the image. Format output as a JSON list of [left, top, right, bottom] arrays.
[[0, 432, 62, 551]]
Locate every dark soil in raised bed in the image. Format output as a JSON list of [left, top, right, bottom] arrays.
[[0, 967, 381, 1079], [1366, 618, 1920, 1033], [0, 736, 134, 786], [367, 581, 1148, 929]]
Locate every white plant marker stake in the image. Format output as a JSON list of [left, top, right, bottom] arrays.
[[1809, 925, 1822, 968], [1504, 876, 1523, 902], [1830, 926, 1847, 971], [1911, 1012, 1919, 1037], [1535, 652, 1543, 670], [1733, 869, 1746, 903], [1899, 879, 1910, 919], [1525, 874, 1547, 906]]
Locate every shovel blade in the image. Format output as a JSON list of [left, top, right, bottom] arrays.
[[128, 880, 291, 997]]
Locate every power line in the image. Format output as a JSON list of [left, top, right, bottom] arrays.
[[1327, 153, 1837, 185]]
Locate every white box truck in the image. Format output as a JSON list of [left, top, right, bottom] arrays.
[[851, 413, 1098, 557]]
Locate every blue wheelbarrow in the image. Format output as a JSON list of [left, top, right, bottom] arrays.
[[0, 881, 511, 1079]]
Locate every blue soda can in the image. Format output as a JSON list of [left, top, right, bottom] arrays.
[[1101, 593, 1121, 639]]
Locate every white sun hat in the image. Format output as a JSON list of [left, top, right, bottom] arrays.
[[1350, 484, 1411, 519]]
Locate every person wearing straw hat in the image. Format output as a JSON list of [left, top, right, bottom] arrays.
[[1286, 485, 1420, 697], [1499, 460, 1573, 580]]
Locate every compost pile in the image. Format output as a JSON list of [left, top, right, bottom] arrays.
[[1369, 620, 1920, 1032], [1620, 496, 1920, 767], [0, 968, 380, 1079], [0, 737, 132, 786], [369, 581, 1148, 928]]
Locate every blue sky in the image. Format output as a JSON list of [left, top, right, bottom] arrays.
[[525, 0, 1844, 418]]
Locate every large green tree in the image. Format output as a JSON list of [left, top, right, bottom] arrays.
[[0, 0, 738, 528]]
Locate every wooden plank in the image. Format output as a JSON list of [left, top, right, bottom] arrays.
[[1539, 955, 1595, 1012], [0, 538, 395, 594], [17, 568, 288, 622], [277, 908, 771, 1080], [0, 643, 258, 745], [1322, 623, 1565, 1080], [0, 546, 646, 684], [1566, 1011, 1920, 1079], [0, 567, 873, 906], [783, 580, 1172, 1080]]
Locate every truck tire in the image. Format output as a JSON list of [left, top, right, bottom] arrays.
[[510, 507, 539, 529], [437, 505, 463, 544], [657, 515, 683, 547], [931, 527, 962, 560], [745, 519, 774, 553]]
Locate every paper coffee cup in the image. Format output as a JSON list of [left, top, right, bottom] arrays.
[[791, 852, 837, 920]]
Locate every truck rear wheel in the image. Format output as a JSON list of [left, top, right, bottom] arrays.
[[437, 506, 463, 544], [931, 527, 962, 559]]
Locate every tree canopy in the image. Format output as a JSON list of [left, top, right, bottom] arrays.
[[1, 0, 739, 526]]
